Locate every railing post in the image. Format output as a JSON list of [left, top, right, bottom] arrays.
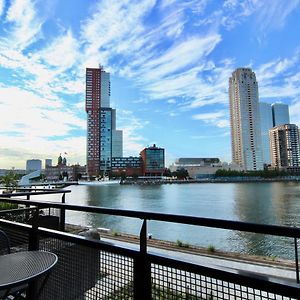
[[28, 207, 39, 251], [134, 219, 151, 300], [25, 194, 30, 222], [27, 207, 40, 300], [294, 237, 299, 283], [60, 193, 66, 231]]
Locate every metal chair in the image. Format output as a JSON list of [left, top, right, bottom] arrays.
[[0, 229, 10, 255], [0, 229, 27, 299]]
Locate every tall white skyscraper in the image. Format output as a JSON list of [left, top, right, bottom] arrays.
[[229, 68, 263, 170], [259, 102, 273, 164], [272, 103, 290, 126]]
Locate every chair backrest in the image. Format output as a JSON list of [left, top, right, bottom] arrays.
[[0, 229, 10, 254]]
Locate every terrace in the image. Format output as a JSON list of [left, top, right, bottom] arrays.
[[0, 188, 299, 299]]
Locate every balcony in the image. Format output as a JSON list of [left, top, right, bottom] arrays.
[[0, 188, 299, 299]]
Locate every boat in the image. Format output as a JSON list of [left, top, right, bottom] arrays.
[[78, 179, 120, 185]]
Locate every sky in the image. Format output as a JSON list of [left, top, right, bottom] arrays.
[[0, 0, 300, 169]]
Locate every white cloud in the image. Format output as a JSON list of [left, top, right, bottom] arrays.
[[141, 34, 221, 81], [0, 86, 85, 135], [5, 0, 44, 49], [255, 0, 300, 32], [33, 30, 79, 70], [192, 111, 229, 128], [117, 110, 148, 156]]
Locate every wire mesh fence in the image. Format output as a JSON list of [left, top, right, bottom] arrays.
[[151, 263, 297, 300]]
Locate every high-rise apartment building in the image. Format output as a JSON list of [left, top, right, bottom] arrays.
[[112, 109, 123, 157], [229, 68, 263, 170], [86, 66, 123, 177], [272, 103, 290, 126], [269, 124, 300, 169]]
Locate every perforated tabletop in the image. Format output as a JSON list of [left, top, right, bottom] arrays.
[[0, 251, 58, 290]]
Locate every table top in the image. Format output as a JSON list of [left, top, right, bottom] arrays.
[[0, 251, 58, 290]]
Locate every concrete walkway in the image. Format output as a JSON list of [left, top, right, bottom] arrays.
[[101, 237, 299, 285]]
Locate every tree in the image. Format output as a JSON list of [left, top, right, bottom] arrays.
[[1, 171, 18, 192], [163, 168, 172, 177], [173, 168, 189, 179]]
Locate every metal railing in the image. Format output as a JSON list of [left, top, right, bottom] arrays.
[[0, 191, 299, 299]]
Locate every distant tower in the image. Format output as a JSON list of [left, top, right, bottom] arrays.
[[58, 154, 63, 166], [259, 102, 273, 164], [229, 68, 263, 170], [272, 103, 290, 126]]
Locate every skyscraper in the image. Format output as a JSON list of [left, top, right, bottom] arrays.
[[86, 66, 123, 177], [112, 109, 123, 157], [269, 124, 300, 169], [272, 103, 290, 126], [259, 102, 273, 164], [229, 68, 263, 170]]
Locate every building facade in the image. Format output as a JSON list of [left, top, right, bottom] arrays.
[[229, 68, 263, 170], [269, 124, 300, 169], [111, 157, 142, 176], [112, 109, 123, 157], [26, 159, 42, 174], [259, 102, 273, 165], [272, 103, 290, 126], [140, 144, 165, 176], [86, 66, 123, 177]]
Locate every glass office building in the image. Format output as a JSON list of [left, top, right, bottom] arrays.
[[272, 103, 290, 126], [259, 102, 273, 164], [140, 144, 165, 176]]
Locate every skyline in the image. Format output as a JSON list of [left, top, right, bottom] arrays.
[[0, 0, 300, 169]]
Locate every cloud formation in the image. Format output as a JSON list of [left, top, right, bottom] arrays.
[[0, 0, 299, 167]]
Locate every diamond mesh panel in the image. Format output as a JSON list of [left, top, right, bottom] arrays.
[[151, 264, 296, 300], [0, 224, 29, 251], [38, 236, 134, 300]]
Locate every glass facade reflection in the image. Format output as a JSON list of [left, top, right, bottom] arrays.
[[140, 144, 165, 176]]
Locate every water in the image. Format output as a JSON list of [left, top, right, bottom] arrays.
[[42, 182, 300, 259]]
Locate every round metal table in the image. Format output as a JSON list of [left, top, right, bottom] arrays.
[[0, 251, 58, 299]]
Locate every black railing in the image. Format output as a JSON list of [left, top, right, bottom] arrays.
[[0, 191, 299, 299]]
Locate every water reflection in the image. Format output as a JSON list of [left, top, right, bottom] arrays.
[[231, 182, 299, 258], [63, 182, 300, 259]]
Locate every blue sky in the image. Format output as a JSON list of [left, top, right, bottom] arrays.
[[0, 0, 300, 169]]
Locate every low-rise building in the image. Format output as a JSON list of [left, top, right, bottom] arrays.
[[170, 158, 242, 178], [111, 157, 142, 176], [140, 144, 165, 177]]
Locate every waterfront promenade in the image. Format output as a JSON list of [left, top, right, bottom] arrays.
[[101, 235, 297, 284]]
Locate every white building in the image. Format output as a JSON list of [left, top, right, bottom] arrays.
[[26, 159, 42, 174], [269, 124, 300, 169], [272, 103, 290, 126], [229, 68, 263, 170]]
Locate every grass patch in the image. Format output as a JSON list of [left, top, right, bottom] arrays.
[[112, 230, 120, 237], [176, 239, 190, 248], [207, 244, 216, 253], [0, 202, 18, 211]]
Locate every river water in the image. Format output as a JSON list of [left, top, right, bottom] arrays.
[[42, 181, 300, 259]]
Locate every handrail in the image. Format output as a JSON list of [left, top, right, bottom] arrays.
[[0, 190, 71, 197], [1, 196, 300, 238]]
